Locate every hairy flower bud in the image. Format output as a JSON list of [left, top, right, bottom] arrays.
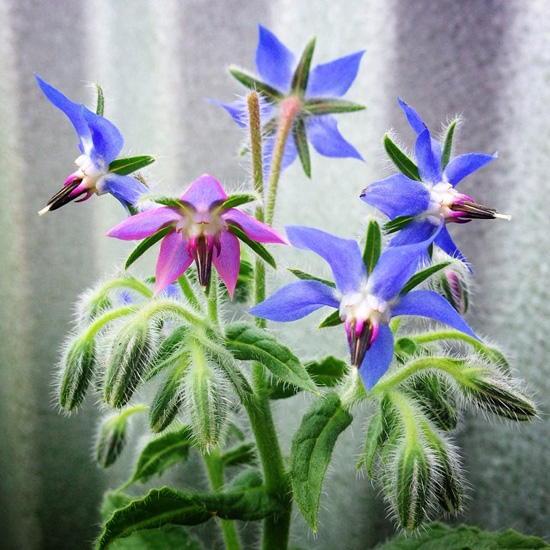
[[58, 336, 96, 412], [433, 268, 470, 315], [96, 414, 128, 468]]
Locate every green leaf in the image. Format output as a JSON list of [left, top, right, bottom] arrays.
[[290, 393, 353, 531], [441, 119, 459, 170], [293, 117, 311, 178], [124, 427, 194, 486], [291, 36, 316, 96], [375, 522, 550, 549], [363, 218, 382, 275], [288, 268, 335, 288], [304, 98, 366, 115], [318, 309, 343, 328], [400, 261, 451, 295], [109, 155, 156, 176], [222, 193, 258, 209], [383, 215, 414, 234], [101, 490, 133, 522], [125, 227, 172, 270], [95, 83, 105, 116], [306, 356, 349, 387], [221, 442, 257, 468], [228, 66, 283, 101], [228, 223, 277, 269], [225, 321, 318, 394], [96, 485, 285, 549], [107, 525, 204, 550], [383, 134, 421, 181]]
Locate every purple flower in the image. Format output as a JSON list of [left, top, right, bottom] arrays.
[[361, 99, 509, 264], [249, 226, 478, 390], [36, 75, 148, 215], [213, 25, 365, 175], [108, 174, 287, 296]]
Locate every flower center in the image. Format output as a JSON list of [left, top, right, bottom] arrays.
[[340, 287, 391, 367]]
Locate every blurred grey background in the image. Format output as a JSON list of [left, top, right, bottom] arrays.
[[1, 0, 549, 548]]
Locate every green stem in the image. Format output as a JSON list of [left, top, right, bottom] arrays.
[[265, 97, 301, 226], [204, 448, 242, 550], [98, 276, 154, 299], [177, 273, 202, 311], [388, 389, 420, 444], [84, 305, 140, 339], [206, 273, 219, 325]]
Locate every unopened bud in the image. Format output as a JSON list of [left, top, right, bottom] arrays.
[[58, 336, 96, 412], [96, 413, 129, 468], [434, 268, 469, 315], [103, 318, 156, 408]]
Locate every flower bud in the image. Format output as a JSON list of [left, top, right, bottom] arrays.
[[96, 413, 129, 468], [103, 318, 156, 408], [58, 336, 96, 412], [433, 268, 469, 315]]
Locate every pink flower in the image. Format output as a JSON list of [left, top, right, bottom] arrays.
[[108, 174, 287, 296]]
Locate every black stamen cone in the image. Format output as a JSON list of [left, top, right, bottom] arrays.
[[194, 236, 214, 287], [44, 180, 85, 211], [450, 200, 499, 220], [350, 321, 374, 368]]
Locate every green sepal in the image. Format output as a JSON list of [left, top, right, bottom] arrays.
[[383, 133, 421, 180], [221, 442, 257, 468], [225, 321, 318, 394], [95, 83, 105, 116], [147, 195, 183, 208], [109, 155, 156, 176], [59, 336, 96, 412], [394, 440, 430, 530], [288, 268, 335, 288], [293, 117, 312, 178], [123, 426, 194, 487], [406, 374, 458, 432], [221, 193, 258, 210], [290, 393, 353, 531], [125, 227, 172, 270], [363, 218, 382, 275], [383, 215, 415, 234], [228, 66, 283, 101], [318, 309, 343, 328], [441, 118, 459, 170], [375, 522, 550, 550], [304, 98, 366, 115], [292, 36, 316, 96], [103, 318, 155, 408], [394, 337, 418, 362], [400, 261, 452, 295], [96, 484, 285, 549], [228, 223, 277, 269], [145, 325, 189, 382]]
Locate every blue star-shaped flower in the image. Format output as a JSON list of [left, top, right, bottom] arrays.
[[36, 76, 149, 215], [249, 225, 477, 391], [213, 25, 365, 176], [361, 99, 509, 266]]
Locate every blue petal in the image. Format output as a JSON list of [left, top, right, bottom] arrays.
[[370, 224, 441, 301], [36, 75, 90, 153], [82, 108, 123, 165], [359, 324, 394, 391], [255, 25, 295, 93], [103, 174, 149, 211], [391, 289, 479, 339], [444, 153, 497, 187], [434, 226, 472, 272], [306, 115, 363, 160], [389, 218, 438, 247], [208, 98, 248, 128], [361, 174, 430, 219], [306, 51, 365, 98], [249, 280, 338, 322], [286, 226, 366, 294], [415, 128, 442, 184], [398, 98, 426, 135]]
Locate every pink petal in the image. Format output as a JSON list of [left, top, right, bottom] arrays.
[[212, 231, 241, 298], [222, 208, 288, 244], [155, 231, 193, 295], [179, 174, 227, 213], [108, 207, 181, 240]]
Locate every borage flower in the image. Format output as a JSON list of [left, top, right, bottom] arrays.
[[36, 76, 149, 215], [250, 226, 478, 390], [361, 99, 509, 264], [108, 174, 287, 296], [213, 25, 365, 176]]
